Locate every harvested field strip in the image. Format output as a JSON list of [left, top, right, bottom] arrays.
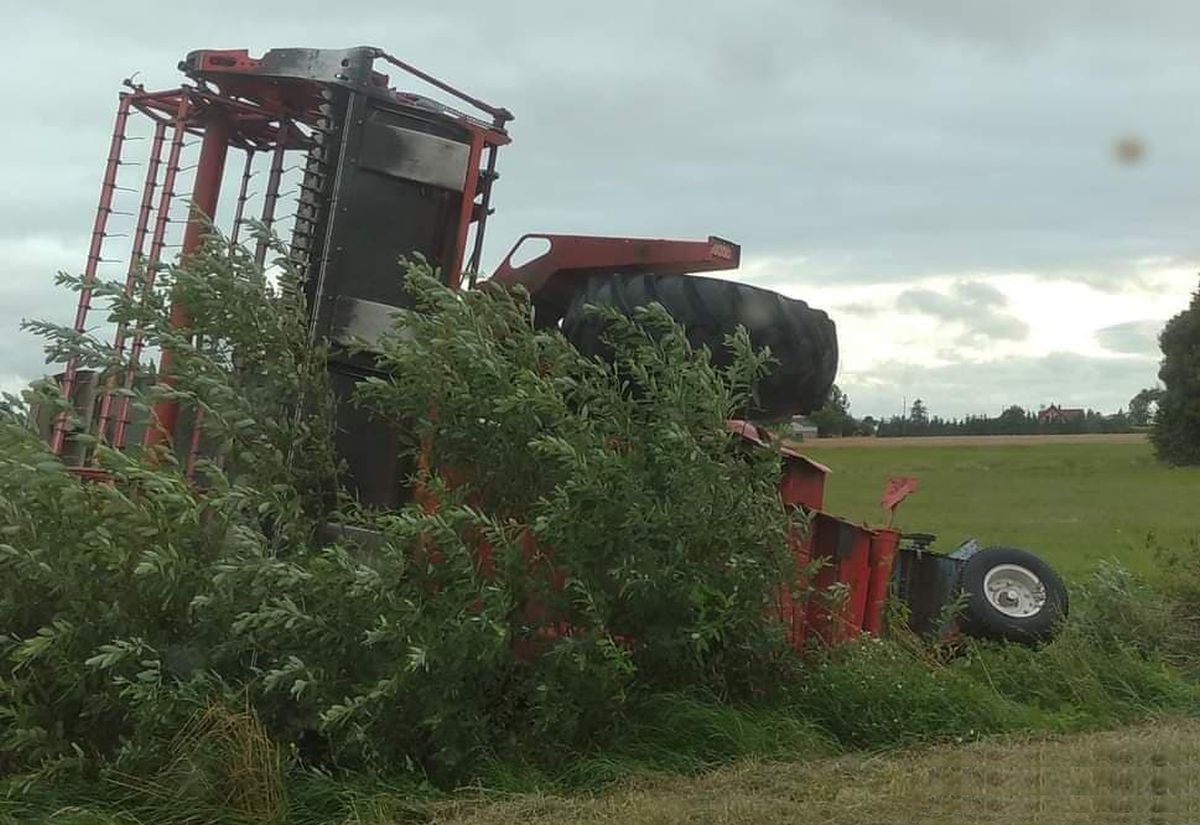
[[433, 720, 1200, 825]]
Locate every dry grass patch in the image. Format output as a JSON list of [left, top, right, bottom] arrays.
[[433, 720, 1200, 825], [109, 702, 286, 824]]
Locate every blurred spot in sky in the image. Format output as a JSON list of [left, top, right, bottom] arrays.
[[1113, 135, 1146, 165]]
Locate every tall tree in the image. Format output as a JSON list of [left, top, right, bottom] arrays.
[[1129, 387, 1163, 428], [1151, 278, 1200, 465], [997, 405, 1030, 434], [909, 398, 929, 425], [809, 383, 856, 437]]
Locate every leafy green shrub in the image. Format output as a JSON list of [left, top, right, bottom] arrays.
[[1151, 277, 1200, 465], [0, 232, 798, 784], [355, 270, 796, 694], [1, 232, 341, 778], [1056, 551, 1200, 678]]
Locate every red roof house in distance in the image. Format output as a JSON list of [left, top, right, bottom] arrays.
[[1038, 404, 1085, 425]]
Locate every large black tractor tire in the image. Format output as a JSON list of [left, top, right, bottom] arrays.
[[560, 273, 838, 419], [958, 546, 1069, 644]]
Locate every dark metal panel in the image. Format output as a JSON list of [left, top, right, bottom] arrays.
[[358, 118, 470, 191], [302, 88, 360, 344], [293, 90, 476, 506], [330, 295, 415, 350], [893, 549, 961, 637], [327, 368, 414, 509], [303, 95, 473, 353], [834, 520, 858, 561]]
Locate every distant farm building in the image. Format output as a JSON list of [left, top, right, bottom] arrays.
[[788, 416, 820, 440], [1038, 405, 1085, 425]]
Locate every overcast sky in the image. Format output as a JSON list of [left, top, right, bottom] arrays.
[[3, 1, 1199, 418]]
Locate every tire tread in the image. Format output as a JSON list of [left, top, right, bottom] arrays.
[[561, 272, 838, 418]]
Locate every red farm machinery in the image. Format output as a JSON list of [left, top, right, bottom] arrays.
[[40, 46, 1067, 647]]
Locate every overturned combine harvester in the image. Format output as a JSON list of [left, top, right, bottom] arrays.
[[42, 46, 1067, 647]]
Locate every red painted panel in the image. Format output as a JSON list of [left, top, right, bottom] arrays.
[[778, 460, 827, 510], [836, 529, 872, 643], [863, 529, 900, 635]]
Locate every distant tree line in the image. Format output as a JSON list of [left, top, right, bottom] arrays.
[[804, 389, 1141, 439], [874, 403, 1136, 437]]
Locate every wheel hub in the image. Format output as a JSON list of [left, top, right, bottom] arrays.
[[982, 563, 1047, 619]]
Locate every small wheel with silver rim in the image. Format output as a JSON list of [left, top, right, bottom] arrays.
[[958, 546, 1068, 643]]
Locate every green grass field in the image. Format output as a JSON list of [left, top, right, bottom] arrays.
[[801, 437, 1200, 579]]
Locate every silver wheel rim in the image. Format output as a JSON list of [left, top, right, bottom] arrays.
[[982, 563, 1046, 619]]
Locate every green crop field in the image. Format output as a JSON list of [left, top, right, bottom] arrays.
[[801, 436, 1200, 579]]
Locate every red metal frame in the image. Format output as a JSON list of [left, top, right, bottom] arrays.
[[145, 116, 232, 452], [53, 47, 511, 473], [184, 47, 514, 131], [185, 47, 511, 291], [727, 420, 906, 648], [229, 149, 256, 246], [449, 133, 487, 287], [94, 120, 166, 448], [113, 91, 194, 451], [490, 234, 741, 317], [882, 476, 918, 527], [863, 529, 900, 635], [51, 97, 132, 455]]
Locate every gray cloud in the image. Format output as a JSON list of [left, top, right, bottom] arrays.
[[8, 2, 1200, 276], [841, 351, 1158, 419], [1096, 319, 1163, 355], [3, 0, 1199, 415], [856, 0, 1196, 50], [897, 281, 1030, 343], [833, 302, 886, 318], [0, 237, 84, 383]]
